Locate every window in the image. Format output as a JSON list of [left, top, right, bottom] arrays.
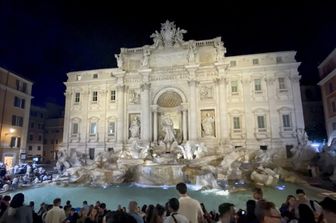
[[230, 61, 237, 67], [254, 79, 262, 92], [257, 116, 266, 129], [282, 114, 291, 129], [29, 135, 33, 141], [260, 145, 267, 150], [28, 146, 32, 151], [329, 83, 334, 94], [278, 78, 286, 90], [332, 101, 336, 113], [333, 122, 336, 130], [89, 148, 95, 160], [16, 80, 27, 93], [43, 139, 47, 144], [108, 121, 116, 136], [30, 122, 34, 128], [75, 92, 80, 103], [37, 146, 41, 151], [72, 123, 79, 135], [111, 90, 116, 102], [12, 115, 23, 127], [93, 73, 98, 79], [233, 117, 240, 129], [10, 137, 21, 148], [90, 122, 97, 135], [276, 56, 283, 63], [253, 58, 259, 65], [92, 91, 98, 102], [14, 97, 25, 109], [231, 81, 238, 94], [76, 75, 81, 81], [38, 135, 42, 141]]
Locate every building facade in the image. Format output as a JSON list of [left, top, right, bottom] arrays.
[[26, 105, 46, 161], [318, 48, 336, 141], [0, 67, 33, 167], [43, 103, 64, 163], [62, 21, 304, 158], [300, 86, 326, 141]]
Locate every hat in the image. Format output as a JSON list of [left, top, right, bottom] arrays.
[[218, 203, 234, 216], [319, 197, 336, 213]]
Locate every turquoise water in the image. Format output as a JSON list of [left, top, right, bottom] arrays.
[[8, 183, 324, 212]]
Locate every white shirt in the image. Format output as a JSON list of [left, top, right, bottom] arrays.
[[178, 196, 203, 223], [44, 206, 66, 223], [164, 213, 189, 223]]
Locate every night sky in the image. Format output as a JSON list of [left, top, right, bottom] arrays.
[[0, 1, 335, 106]]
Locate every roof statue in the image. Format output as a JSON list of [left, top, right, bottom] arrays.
[[150, 20, 187, 48]]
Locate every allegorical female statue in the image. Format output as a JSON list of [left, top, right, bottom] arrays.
[[129, 116, 140, 138]]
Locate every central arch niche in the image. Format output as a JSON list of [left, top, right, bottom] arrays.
[[154, 89, 186, 144]]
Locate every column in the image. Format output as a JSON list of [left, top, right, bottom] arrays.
[[139, 69, 152, 143], [290, 74, 304, 129], [141, 83, 150, 142], [116, 85, 125, 145], [188, 80, 198, 141], [152, 105, 158, 144], [182, 110, 187, 142], [186, 65, 199, 142], [114, 70, 126, 147], [215, 63, 229, 144]]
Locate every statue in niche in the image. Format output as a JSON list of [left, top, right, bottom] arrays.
[[161, 114, 176, 153], [201, 112, 215, 137], [142, 48, 150, 68], [129, 89, 140, 104], [214, 40, 225, 62], [129, 116, 140, 139], [114, 54, 123, 68], [187, 41, 196, 64]]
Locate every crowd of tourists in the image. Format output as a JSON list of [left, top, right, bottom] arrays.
[[0, 163, 52, 192], [0, 182, 335, 223]]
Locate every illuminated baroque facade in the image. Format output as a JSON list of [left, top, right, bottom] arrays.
[[62, 21, 304, 158]]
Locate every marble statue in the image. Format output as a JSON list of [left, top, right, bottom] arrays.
[[150, 30, 163, 48], [219, 148, 245, 171], [187, 41, 196, 64], [56, 150, 70, 173], [202, 113, 215, 137], [214, 40, 225, 62], [296, 128, 309, 146], [250, 166, 279, 186], [129, 116, 140, 139], [142, 48, 150, 67], [114, 54, 123, 68], [174, 27, 187, 46], [178, 141, 194, 160], [161, 114, 176, 152], [194, 143, 208, 159], [129, 89, 140, 104]]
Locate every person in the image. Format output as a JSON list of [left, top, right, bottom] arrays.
[[128, 201, 143, 223], [164, 198, 188, 223], [175, 182, 204, 223], [218, 203, 235, 223], [214, 40, 225, 62], [201, 113, 215, 137], [129, 116, 140, 138], [44, 198, 66, 223], [187, 42, 196, 64], [64, 208, 78, 223], [252, 187, 263, 202], [279, 195, 297, 223], [161, 114, 176, 152], [298, 204, 316, 223], [84, 207, 99, 223], [237, 200, 258, 223], [319, 197, 336, 223], [0, 196, 10, 217], [255, 200, 281, 223], [0, 193, 32, 223], [296, 189, 322, 219], [150, 204, 165, 223]]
